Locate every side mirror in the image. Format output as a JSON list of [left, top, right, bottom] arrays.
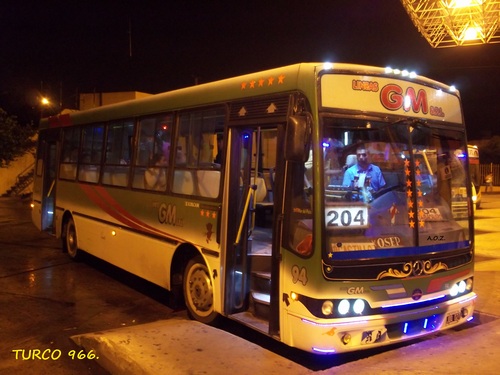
[[285, 115, 312, 162]]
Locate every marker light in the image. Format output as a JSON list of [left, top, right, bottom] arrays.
[[323, 62, 334, 70]]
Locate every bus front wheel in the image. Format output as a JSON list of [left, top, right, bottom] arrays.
[[183, 255, 219, 325], [63, 217, 81, 261]]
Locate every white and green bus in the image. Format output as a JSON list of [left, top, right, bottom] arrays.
[[32, 63, 476, 354]]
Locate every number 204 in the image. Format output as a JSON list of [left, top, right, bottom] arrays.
[[326, 208, 367, 227]]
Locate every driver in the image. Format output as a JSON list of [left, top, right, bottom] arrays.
[[343, 146, 386, 192]]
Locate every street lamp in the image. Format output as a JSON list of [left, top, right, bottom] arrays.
[[401, 0, 500, 48], [40, 96, 51, 118]]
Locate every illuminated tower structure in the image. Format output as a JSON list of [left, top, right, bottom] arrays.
[[400, 0, 500, 47]]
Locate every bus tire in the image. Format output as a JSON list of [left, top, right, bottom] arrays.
[[63, 217, 81, 261], [183, 255, 219, 325]]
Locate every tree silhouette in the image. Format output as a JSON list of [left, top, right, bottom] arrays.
[[0, 108, 37, 167]]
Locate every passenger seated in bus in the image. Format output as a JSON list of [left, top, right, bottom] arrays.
[[343, 146, 385, 192], [144, 154, 167, 190]]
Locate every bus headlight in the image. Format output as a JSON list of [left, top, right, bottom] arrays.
[[458, 280, 466, 294], [338, 299, 350, 315], [322, 300, 334, 316], [353, 299, 366, 314], [449, 278, 473, 297]]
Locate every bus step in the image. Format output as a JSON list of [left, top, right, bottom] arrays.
[[250, 291, 270, 319], [251, 271, 271, 293]]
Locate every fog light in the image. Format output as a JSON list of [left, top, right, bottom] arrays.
[[341, 333, 351, 345], [461, 308, 468, 318], [322, 300, 334, 316]]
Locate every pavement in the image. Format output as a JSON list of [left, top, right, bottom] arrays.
[[69, 188, 500, 374]]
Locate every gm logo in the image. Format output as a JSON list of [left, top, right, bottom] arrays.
[[347, 286, 364, 295]]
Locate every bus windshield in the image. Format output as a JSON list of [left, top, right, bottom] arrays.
[[319, 117, 470, 262]]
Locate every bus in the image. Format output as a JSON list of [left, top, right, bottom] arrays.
[[31, 63, 476, 354]]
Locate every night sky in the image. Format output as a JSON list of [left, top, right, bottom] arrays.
[[1, 0, 499, 140]]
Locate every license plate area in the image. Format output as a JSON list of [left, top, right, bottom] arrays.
[[446, 311, 461, 325]]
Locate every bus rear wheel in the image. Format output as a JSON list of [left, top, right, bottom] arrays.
[[183, 255, 219, 325], [63, 217, 81, 261]]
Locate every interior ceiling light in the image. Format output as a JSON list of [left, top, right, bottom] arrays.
[[400, 0, 500, 47]]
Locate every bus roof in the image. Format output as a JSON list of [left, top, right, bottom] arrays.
[[43, 62, 459, 129]]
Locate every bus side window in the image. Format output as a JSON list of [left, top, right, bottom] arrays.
[[173, 107, 225, 197], [78, 124, 103, 183], [103, 120, 133, 187], [133, 114, 173, 191]]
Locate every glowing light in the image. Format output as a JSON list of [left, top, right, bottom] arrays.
[[450, 283, 460, 297], [353, 299, 366, 314], [449, 85, 457, 92], [403, 322, 409, 334], [338, 299, 350, 315], [458, 280, 467, 293], [401, 0, 500, 48], [323, 62, 334, 70], [313, 347, 336, 354], [464, 26, 482, 40]]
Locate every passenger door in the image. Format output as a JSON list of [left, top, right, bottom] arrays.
[[224, 124, 283, 336], [32, 129, 59, 233]]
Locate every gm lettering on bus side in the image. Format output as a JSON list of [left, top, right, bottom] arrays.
[[158, 203, 183, 226], [347, 286, 364, 295], [380, 84, 445, 118]]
